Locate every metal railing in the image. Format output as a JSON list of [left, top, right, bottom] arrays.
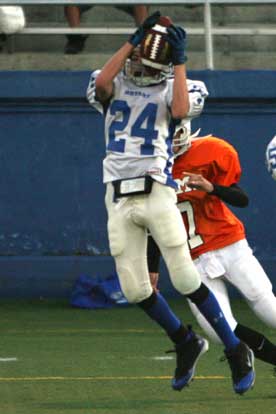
[[2, 1, 276, 69]]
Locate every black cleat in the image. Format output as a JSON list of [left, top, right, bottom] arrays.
[[168, 329, 209, 391], [224, 341, 255, 395]]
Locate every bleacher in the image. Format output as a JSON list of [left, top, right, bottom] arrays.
[[1, 1, 276, 70]]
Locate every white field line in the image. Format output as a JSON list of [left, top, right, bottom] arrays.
[[4, 328, 158, 333], [152, 356, 174, 360]]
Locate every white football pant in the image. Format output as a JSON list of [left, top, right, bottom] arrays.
[[105, 181, 201, 303], [188, 239, 276, 343]]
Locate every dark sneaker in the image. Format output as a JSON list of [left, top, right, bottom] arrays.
[[224, 341, 255, 395], [168, 330, 209, 391], [64, 35, 88, 54]]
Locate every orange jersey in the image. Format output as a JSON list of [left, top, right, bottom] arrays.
[[173, 136, 245, 259]]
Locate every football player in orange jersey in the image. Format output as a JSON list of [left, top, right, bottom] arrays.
[[148, 124, 276, 367]]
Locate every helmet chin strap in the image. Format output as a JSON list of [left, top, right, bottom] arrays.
[[124, 56, 169, 87], [128, 72, 166, 87], [190, 128, 202, 140]]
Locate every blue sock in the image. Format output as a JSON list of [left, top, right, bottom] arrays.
[[141, 292, 181, 336], [196, 290, 240, 351]]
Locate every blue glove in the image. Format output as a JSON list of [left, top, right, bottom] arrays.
[[129, 11, 161, 47], [166, 26, 187, 65]]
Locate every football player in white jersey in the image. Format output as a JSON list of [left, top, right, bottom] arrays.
[[86, 11, 255, 394]]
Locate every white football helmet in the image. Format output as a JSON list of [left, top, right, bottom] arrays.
[[266, 135, 276, 181], [172, 121, 200, 157], [124, 46, 169, 87]]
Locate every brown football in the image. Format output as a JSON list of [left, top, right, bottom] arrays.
[[140, 16, 173, 71]]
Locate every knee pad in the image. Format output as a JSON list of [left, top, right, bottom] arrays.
[[165, 245, 201, 295], [249, 291, 276, 329], [115, 257, 152, 304]]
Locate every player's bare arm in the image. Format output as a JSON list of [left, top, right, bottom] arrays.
[[183, 171, 248, 207], [95, 43, 134, 103], [172, 65, 189, 119], [167, 26, 189, 119], [183, 172, 214, 193]]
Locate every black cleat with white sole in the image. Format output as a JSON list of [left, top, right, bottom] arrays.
[[224, 341, 255, 395], [168, 329, 209, 391]]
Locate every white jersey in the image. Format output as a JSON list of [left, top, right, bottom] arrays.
[[87, 71, 208, 188]]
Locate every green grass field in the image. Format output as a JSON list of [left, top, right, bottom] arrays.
[[1, 298, 276, 414]]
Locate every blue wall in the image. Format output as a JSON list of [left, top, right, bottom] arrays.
[[0, 70, 275, 298]]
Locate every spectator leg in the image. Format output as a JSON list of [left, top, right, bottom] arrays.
[[64, 6, 89, 54], [132, 5, 149, 26]]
